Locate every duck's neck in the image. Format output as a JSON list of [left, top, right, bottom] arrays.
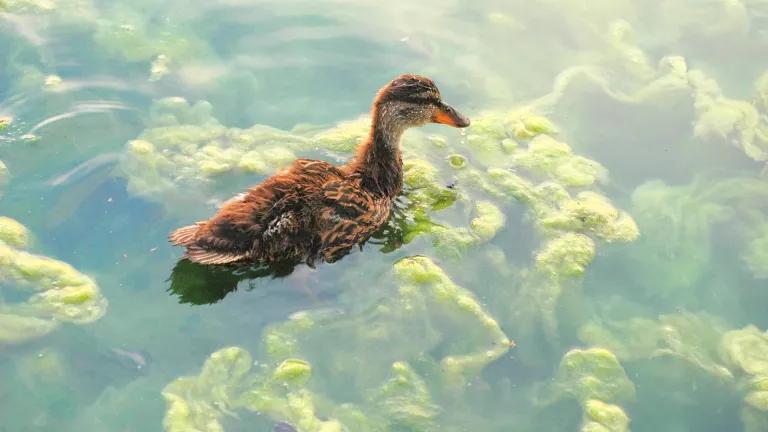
[[348, 105, 405, 197]]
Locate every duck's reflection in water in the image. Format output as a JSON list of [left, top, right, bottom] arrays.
[[167, 258, 300, 305]]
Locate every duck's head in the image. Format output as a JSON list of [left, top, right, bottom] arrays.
[[374, 74, 470, 129]]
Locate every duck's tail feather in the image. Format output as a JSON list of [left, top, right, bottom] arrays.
[[169, 223, 204, 246], [184, 247, 249, 265]]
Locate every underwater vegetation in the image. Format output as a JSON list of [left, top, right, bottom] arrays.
[[2, 0, 768, 431], [0, 160, 107, 345]]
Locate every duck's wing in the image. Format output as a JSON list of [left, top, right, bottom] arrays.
[[170, 192, 260, 265], [169, 159, 342, 265], [318, 178, 390, 262]]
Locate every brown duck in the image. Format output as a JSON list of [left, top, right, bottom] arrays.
[[169, 74, 470, 266]]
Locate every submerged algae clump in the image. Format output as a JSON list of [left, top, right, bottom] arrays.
[[581, 399, 630, 432], [627, 179, 729, 300], [163, 347, 343, 432], [259, 256, 511, 402], [539, 191, 639, 243], [721, 326, 768, 431], [689, 69, 768, 162], [541, 348, 634, 432], [579, 312, 734, 380], [470, 201, 505, 242], [162, 346, 255, 432], [506, 109, 558, 141], [513, 135, 606, 187], [167, 256, 510, 430], [554, 348, 635, 403], [393, 257, 512, 387], [367, 361, 440, 431], [163, 346, 442, 432], [310, 116, 371, 153], [120, 97, 305, 211], [626, 177, 768, 303], [453, 112, 639, 342], [0, 217, 107, 344], [393, 159, 505, 258], [721, 326, 768, 378], [93, 4, 213, 68], [0, 216, 29, 248], [744, 227, 768, 279], [536, 233, 596, 278]]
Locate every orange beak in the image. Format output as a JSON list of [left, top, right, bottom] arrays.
[[432, 103, 470, 128]]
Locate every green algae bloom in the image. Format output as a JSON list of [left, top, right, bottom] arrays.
[[540, 191, 639, 242], [163, 346, 253, 432], [0, 217, 107, 345], [579, 312, 734, 380], [512, 135, 606, 187], [470, 201, 505, 241], [368, 361, 440, 431], [536, 233, 596, 278], [555, 348, 635, 403], [0, 313, 59, 344], [163, 346, 437, 432], [0, 216, 30, 248], [311, 117, 371, 152], [507, 110, 557, 140], [690, 69, 768, 162], [582, 399, 630, 432], [163, 256, 511, 430], [274, 359, 312, 385], [484, 168, 539, 204], [393, 256, 512, 385], [721, 326, 768, 378], [447, 153, 467, 169], [263, 311, 317, 360], [744, 227, 768, 279]]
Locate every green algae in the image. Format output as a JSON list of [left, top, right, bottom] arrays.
[[554, 348, 635, 403], [744, 226, 768, 279], [367, 361, 440, 431], [164, 256, 511, 431], [579, 312, 734, 380], [0, 217, 107, 345], [0, 216, 29, 248], [582, 399, 630, 432], [163, 346, 438, 432], [536, 233, 596, 278]]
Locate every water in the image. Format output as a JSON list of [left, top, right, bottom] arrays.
[[1, 0, 767, 431]]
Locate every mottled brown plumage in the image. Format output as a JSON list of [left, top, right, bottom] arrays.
[[169, 74, 470, 266]]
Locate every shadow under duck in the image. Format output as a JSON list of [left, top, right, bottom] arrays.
[[169, 74, 470, 266]]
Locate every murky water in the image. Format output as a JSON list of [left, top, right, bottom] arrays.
[[1, 1, 768, 431]]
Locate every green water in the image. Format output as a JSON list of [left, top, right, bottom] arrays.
[[1, 0, 768, 431]]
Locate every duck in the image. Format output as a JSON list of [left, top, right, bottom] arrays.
[[169, 73, 470, 266]]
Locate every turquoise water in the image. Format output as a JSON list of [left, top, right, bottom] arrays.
[[1, 0, 768, 431]]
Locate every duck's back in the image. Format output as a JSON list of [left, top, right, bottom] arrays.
[[169, 158, 391, 265]]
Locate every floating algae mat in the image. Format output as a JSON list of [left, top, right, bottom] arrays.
[[1, 0, 768, 431]]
